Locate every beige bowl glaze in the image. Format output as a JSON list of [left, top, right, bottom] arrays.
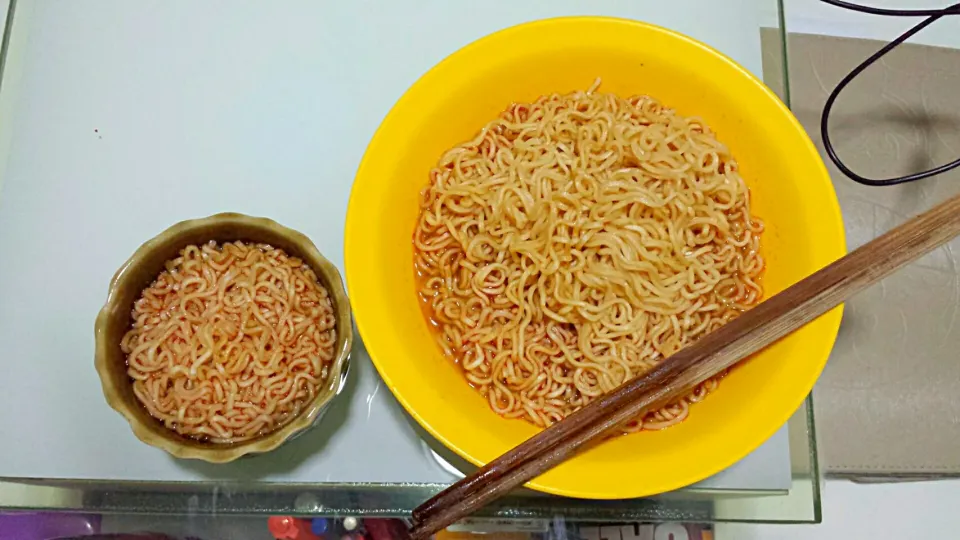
[[94, 213, 352, 463]]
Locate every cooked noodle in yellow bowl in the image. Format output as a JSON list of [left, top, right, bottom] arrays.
[[345, 18, 845, 498]]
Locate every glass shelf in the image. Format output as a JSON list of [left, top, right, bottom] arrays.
[[0, 397, 819, 523], [0, 0, 820, 525]]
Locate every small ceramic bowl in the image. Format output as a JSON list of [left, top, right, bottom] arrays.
[[94, 213, 352, 463]]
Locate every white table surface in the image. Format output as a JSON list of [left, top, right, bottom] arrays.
[[785, 0, 960, 49], [0, 0, 791, 492], [1, 2, 956, 537]]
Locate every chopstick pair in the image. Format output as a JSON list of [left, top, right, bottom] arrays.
[[407, 191, 960, 539]]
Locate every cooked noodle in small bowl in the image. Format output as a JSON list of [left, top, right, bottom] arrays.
[[95, 213, 352, 462]]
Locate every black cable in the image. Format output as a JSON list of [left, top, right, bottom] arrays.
[[818, 0, 960, 186]]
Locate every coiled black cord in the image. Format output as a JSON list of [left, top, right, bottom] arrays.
[[819, 0, 960, 186]]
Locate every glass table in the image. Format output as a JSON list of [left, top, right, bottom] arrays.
[[0, 0, 820, 527], [0, 400, 819, 523]]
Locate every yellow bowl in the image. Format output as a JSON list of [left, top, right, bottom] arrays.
[[345, 17, 845, 498]]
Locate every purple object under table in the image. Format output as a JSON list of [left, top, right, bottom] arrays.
[[0, 512, 101, 540]]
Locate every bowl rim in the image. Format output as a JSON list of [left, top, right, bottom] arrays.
[[94, 212, 353, 463], [346, 16, 846, 498]]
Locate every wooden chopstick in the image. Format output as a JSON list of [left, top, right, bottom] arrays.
[[408, 191, 960, 539]]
